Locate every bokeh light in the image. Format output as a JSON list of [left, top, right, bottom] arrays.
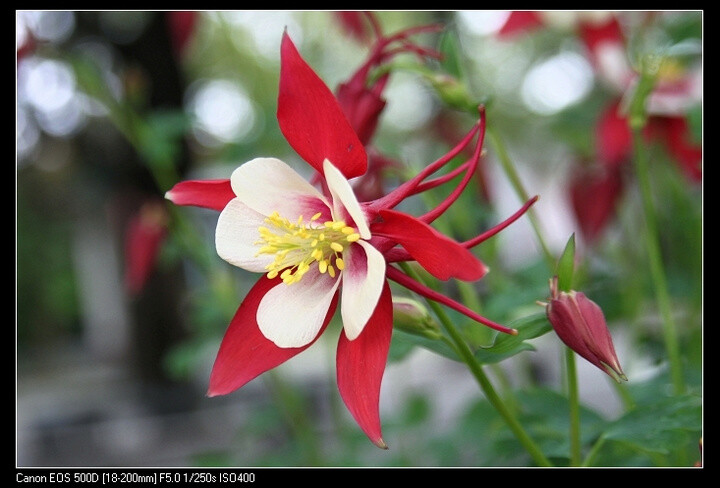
[[521, 51, 594, 115], [186, 79, 260, 148]]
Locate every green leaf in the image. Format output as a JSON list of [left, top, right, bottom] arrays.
[[438, 30, 464, 80], [555, 233, 576, 292], [390, 328, 458, 362], [471, 313, 552, 364], [601, 394, 701, 455]]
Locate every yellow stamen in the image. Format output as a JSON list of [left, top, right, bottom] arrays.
[[254, 211, 367, 285]]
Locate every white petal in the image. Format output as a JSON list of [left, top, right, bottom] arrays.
[[323, 158, 371, 239], [340, 240, 386, 340], [215, 198, 274, 272], [231, 157, 331, 222], [257, 268, 341, 348]]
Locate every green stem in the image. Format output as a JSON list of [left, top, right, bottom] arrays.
[[399, 263, 552, 467], [582, 435, 606, 467], [490, 363, 519, 416], [565, 348, 582, 466], [487, 126, 555, 270], [630, 129, 685, 395]]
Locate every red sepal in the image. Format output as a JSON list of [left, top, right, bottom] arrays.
[[336, 281, 393, 449], [372, 209, 487, 281], [165, 179, 235, 212], [208, 276, 338, 396], [278, 32, 367, 179]]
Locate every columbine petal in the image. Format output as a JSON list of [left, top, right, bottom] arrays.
[[336, 281, 393, 449], [215, 199, 276, 272], [323, 158, 371, 239], [570, 163, 623, 244], [596, 100, 632, 167], [231, 157, 332, 223], [657, 116, 702, 182], [498, 11, 544, 38], [257, 267, 341, 348], [208, 275, 338, 396], [165, 179, 234, 211], [341, 240, 386, 340], [372, 209, 487, 281], [337, 77, 387, 146], [278, 32, 367, 179], [577, 16, 624, 63]]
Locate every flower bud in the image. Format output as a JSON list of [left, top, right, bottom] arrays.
[[392, 297, 442, 340], [546, 277, 627, 382], [336, 79, 387, 146], [425, 73, 477, 112]]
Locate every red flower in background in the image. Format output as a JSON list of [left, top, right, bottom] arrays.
[[335, 11, 374, 44], [166, 11, 197, 57], [167, 32, 536, 447], [498, 11, 701, 243], [497, 11, 544, 38], [569, 163, 624, 245], [124, 200, 169, 295]]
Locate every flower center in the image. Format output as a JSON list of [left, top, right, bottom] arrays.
[[255, 211, 361, 285]]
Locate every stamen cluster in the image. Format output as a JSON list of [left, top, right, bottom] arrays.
[[255, 211, 361, 284]]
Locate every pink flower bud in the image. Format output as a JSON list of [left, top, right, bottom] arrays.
[[546, 278, 627, 382]]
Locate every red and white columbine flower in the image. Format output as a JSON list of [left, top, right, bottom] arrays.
[[167, 32, 535, 448]]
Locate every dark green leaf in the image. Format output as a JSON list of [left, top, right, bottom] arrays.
[[390, 328, 459, 362], [472, 313, 552, 364], [601, 394, 701, 455]]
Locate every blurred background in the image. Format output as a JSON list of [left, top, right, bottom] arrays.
[[16, 11, 701, 467]]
